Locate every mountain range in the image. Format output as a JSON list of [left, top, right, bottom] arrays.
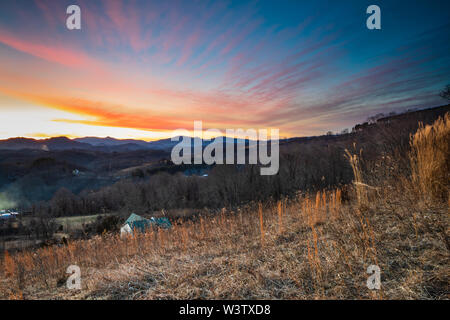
[[0, 136, 251, 152], [2, 105, 448, 152]]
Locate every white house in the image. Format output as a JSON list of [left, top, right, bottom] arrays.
[[120, 223, 132, 237]]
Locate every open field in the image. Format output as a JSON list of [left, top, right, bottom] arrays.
[[55, 214, 108, 231], [0, 237, 43, 252], [1, 187, 448, 300]]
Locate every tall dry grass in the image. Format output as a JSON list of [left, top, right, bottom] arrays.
[[345, 148, 368, 207], [0, 190, 377, 300], [410, 112, 450, 202], [1, 181, 447, 300]]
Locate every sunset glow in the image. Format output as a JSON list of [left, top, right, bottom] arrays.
[[0, 0, 449, 139]]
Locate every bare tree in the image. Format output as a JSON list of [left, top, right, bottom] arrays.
[[440, 84, 450, 101]]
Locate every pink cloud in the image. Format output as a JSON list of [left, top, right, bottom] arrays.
[[33, 0, 67, 28], [0, 29, 101, 70]]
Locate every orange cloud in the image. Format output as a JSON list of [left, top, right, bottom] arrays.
[[0, 89, 188, 131]]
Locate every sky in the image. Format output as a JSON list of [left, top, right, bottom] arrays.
[[0, 0, 449, 140]]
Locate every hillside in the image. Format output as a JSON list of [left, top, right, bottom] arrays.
[[1, 105, 448, 210], [0, 110, 448, 300]]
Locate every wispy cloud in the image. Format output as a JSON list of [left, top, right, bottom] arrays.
[[0, 0, 449, 138]]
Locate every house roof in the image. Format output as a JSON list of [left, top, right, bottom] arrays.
[[125, 213, 146, 225], [129, 219, 154, 233], [123, 213, 172, 233], [150, 217, 172, 229]]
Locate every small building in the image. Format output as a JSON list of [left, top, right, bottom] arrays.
[[0, 210, 19, 219], [120, 213, 171, 237]]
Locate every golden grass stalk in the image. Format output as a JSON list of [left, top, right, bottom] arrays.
[[410, 112, 450, 202], [277, 200, 283, 234], [259, 203, 264, 246], [345, 149, 368, 206], [3, 250, 16, 277]]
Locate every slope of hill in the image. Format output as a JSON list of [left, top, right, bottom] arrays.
[[0, 137, 94, 151], [1, 135, 255, 152], [1, 111, 448, 299], [74, 137, 150, 148]]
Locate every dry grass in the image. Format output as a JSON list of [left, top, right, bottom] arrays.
[[410, 113, 450, 202], [1, 186, 447, 300], [0, 116, 448, 300], [345, 147, 369, 207]]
